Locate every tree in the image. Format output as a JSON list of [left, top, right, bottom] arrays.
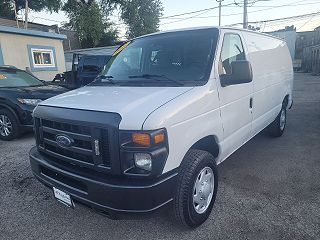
[[119, 0, 163, 38], [0, 0, 62, 20], [97, 27, 119, 47], [63, 0, 119, 48], [0, 0, 15, 19], [15, 0, 62, 12], [98, 0, 123, 16]]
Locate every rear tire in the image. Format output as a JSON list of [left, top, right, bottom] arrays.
[[268, 107, 287, 137], [173, 149, 218, 228], [0, 109, 20, 141]]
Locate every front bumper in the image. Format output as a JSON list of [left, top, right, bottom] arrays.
[[29, 147, 178, 214], [16, 104, 34, 126]]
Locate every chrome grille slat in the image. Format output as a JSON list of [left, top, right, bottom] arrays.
[[39, 146, 94, 168], [43, 138, 93, 156], [42, 126, 91, 141]]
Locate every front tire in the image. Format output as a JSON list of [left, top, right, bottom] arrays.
[[0, 109, 20, 141], [173, 149, 218, 228], [268, 107, 287, 137]]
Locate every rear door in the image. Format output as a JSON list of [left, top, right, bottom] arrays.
[[216, 31, 254, 160]]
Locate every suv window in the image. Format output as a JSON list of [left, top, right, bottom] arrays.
[[82, 57, 100, 72], [0, 69, 43, 88], [219, 33, 246, 75]]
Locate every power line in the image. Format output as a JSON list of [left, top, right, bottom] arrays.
[[162, 0, 319, 21], [160, 9, 213, 26], [224, 0, 316, 17], [159, 3, 235, 19], [30, 16, 63, 23], [297, 10, 320, 30], [225, 11, 320, 27], [230, 1, 320, 8], [234, 0, 274, 8]]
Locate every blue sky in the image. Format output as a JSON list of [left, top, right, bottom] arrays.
[[28, 0, 320, 37], [159, 0, 320, 31]]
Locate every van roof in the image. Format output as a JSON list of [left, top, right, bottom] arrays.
[[135, 26, 284, 42]]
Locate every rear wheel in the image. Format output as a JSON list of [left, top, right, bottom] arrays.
[[0, 109, 20, 141], [268, 107, 287, 137], [173, 149, 218, 228]]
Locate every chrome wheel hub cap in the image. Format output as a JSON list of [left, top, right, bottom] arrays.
[[193, 167, 214, 214], [280, 109, 286, 131], [0, 115, 12, 137]]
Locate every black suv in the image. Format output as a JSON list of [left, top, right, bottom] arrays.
[[0, 66, 67, 140]]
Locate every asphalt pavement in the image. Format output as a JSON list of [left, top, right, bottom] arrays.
[[0, 73, 319, 240]]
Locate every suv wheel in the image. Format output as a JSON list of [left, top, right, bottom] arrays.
[[173, 149, 218, 228], [0, 109, 20, 141]]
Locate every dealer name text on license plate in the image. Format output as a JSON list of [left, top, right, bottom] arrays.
[[53, 187, 74, 208]]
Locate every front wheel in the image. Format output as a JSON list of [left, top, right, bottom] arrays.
[[268, 107, 287, 137], [0, 109, 20, 141], [173, 149, 218, 228]]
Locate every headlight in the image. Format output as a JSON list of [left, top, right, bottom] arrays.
[[134, 153, 152, 171], [120, 129, 169, 177], [17, 98, 42, 106]]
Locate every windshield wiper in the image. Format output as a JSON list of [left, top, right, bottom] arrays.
[[128, 74, 184, 86], [91, 75, 116, 85]]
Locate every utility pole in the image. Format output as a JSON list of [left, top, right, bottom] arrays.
[[25, 0, 28, 29], [13, 1, 19, 28], [243, 0, 248, 29], [216, 0, 224, 26]]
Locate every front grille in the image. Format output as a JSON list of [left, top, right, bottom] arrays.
[[35, 118, 112, 172]]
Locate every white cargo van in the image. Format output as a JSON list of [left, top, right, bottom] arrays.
[[29, 27, 293, 228]]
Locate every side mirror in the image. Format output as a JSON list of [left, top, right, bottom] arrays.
[[220, 60, 253, 87]]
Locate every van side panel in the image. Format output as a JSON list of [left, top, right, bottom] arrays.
[[242, 32, 293, 136]]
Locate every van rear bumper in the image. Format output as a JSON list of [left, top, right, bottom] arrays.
[[29, 147, 178, 215]]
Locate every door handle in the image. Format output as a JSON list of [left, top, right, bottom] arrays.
[[249, 97, 253, 109]]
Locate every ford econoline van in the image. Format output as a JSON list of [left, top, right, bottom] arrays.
[[29, 27, 293, 228]]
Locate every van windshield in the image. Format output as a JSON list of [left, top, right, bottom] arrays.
[[91, 28, 219, 87]]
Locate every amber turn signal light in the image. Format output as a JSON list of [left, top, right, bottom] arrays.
[[154, 133, 165, 144], [132, 133, 151, 146]]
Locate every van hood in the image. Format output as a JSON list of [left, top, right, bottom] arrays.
[[39, 86, 193, 129]]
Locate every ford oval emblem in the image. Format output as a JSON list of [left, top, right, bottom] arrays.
[[55, 134, 74, 148]]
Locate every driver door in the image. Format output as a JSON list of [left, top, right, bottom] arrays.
[[216, 32, 254, 160]]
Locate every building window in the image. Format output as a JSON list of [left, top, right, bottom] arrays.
[[27, 45, 57, 71], [32, 49, 55, 67]]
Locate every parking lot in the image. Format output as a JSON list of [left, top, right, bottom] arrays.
[[0, 73, 319, 240]]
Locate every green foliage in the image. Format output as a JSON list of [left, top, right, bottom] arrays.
[[0, 0, 163, 47], [0, 0, 62, 19], [14, 0, 62, 12], [98, 0, 123, 16], [0, 0, 15, 19], [120, 0, 163, 38], [63, 0, 119, 48]]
